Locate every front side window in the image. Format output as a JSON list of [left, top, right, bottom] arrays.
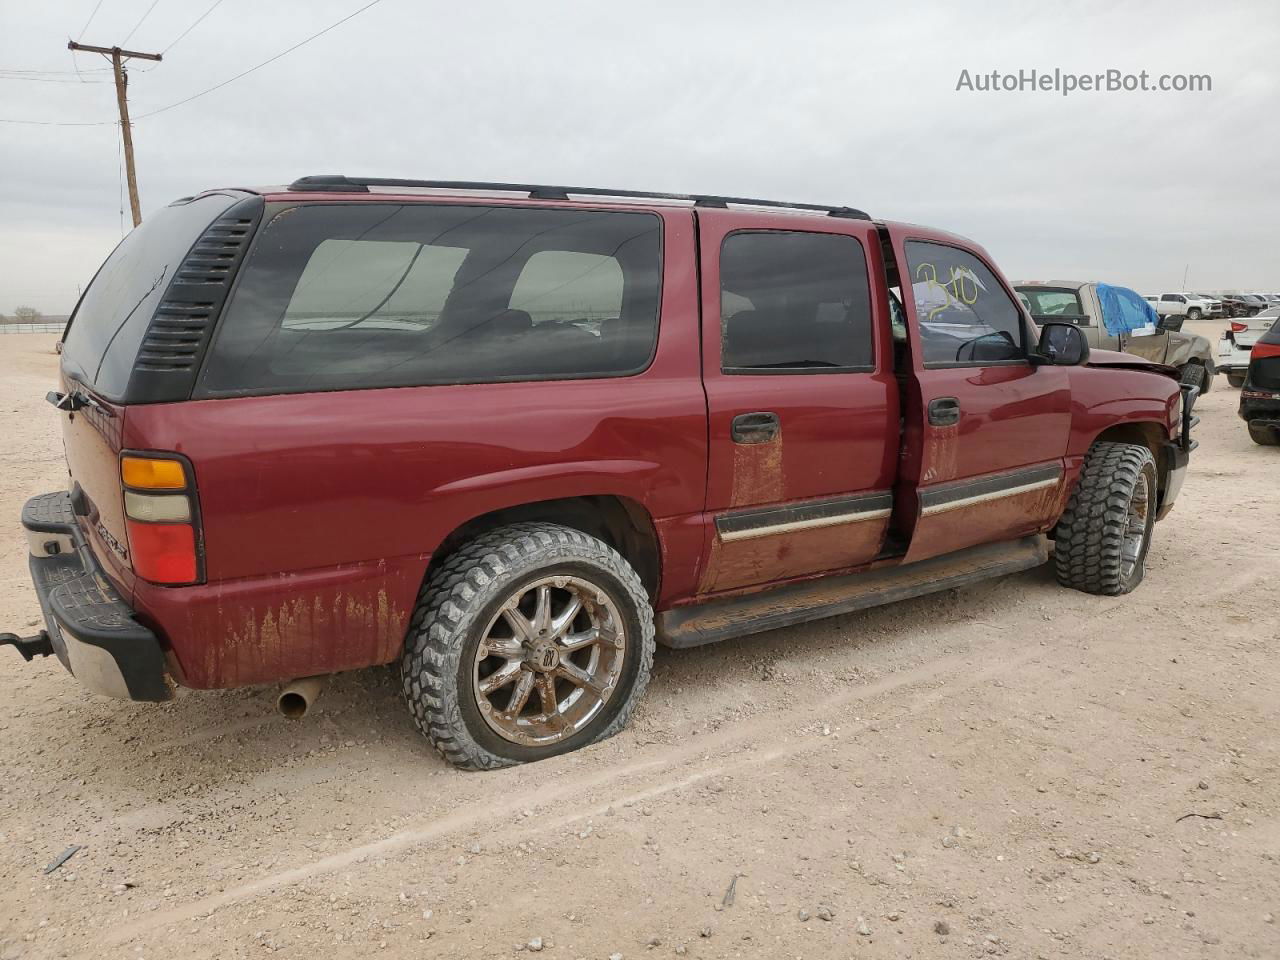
[[905, 240, 1024, 366], [719, 230, 873, 372], [198, 204, 662, 395]]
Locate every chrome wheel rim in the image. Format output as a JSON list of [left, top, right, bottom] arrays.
[[1120, 471, 1151, 580], [473, 575, 625, 746]]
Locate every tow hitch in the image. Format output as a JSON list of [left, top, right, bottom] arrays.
[[0, 631, 55, 661]]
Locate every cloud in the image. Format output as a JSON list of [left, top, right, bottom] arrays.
[[2, 0, 1277, 312]]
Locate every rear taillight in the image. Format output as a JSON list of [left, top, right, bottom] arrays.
[[1251, 341, 1280, 360], [1231, 321, 1249, 332], [120, 453, 202, 585]]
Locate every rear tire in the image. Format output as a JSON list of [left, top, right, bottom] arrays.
[[1248, 422, 1280, 446], [1228, 373, 1246, 389], [1054, 441, 1158, 596], [400, 522, 654, 770]]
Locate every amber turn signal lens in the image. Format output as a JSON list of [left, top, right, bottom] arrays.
[[121, 456, 187, 490]]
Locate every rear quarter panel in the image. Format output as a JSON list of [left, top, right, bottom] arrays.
[[125, 208, 707, 689]]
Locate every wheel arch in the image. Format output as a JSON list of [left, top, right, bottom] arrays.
[[1083, 421, 1176, 512], [427, 495, 662, 599]]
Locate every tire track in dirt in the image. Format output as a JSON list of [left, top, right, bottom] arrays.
[[105, 562, 1268, 943]]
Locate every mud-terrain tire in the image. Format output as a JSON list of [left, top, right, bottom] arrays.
[[400, 522, 655, 770], [1228, 373, 1246, 389], [1248, 422, 1280, 446], [1054, 441, 1158, 596], [1180, 362, 1210, 394]]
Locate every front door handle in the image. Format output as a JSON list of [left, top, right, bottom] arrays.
[[731, 411, 780, 444], [928, 397, 960, 426]]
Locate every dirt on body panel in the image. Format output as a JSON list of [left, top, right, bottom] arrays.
[[920, 423, 959, 484], [728, 434, 784, 508]]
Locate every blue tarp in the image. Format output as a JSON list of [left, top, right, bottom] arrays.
[[1097, 283, 1158, 336]]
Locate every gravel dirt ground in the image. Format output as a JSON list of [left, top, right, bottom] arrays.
[[1, 330, 1276, 960]]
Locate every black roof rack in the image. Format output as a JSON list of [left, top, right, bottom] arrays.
[[286, 175, 870, 220]]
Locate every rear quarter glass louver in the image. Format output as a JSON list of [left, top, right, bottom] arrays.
[[126, 195, 265, 403]]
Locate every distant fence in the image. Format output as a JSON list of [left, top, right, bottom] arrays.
[[0, 323, 65, 335]]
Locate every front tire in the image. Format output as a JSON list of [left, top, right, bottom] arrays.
[[401, 522, 655, 770], [1188, 308, 1203, 321], [1054, 441, 1158, 596]]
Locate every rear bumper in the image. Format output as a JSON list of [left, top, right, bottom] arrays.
[[9, 492, 171, 701], [1240, 388, 1280, 423]]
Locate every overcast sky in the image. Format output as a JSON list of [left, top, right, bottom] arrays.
[[1, 0, 1277, 314]]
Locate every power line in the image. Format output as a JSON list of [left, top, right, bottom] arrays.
[[1, 0, 387, 127], [0, 116, 116, 126], [161, 0, 224, 54], [78, 0, 107, 40], [134, 0, 386, 120], [122, 0, 163, 45], [0, 74, 111, 84], [0, 67, 114, 75]]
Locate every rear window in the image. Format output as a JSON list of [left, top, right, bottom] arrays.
[[197, 203, 662, 396], [1016, 286, 1086, 322], [60, 192, 241, 400]]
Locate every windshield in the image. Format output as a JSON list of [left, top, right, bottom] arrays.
[[1015, 286, 1085, 321]]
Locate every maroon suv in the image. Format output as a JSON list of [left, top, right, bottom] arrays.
[[3, 176, 1196, 769]]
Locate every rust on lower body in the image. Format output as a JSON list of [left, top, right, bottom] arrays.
[[700, 518, 890, 595], [906, 484, 1060, 563]]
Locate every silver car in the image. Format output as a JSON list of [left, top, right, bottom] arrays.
[[1218, 306, 1280, 387]]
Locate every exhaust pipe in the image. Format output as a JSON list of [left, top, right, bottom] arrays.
[[277, 676, 324, 719]]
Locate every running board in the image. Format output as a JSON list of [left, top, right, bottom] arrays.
[[657, 535, 1049, 649]]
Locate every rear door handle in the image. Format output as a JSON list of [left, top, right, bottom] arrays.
[[731, 411, 780, 444], [927, 397, 960, 426]]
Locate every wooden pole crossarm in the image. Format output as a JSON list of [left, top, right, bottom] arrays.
[[67, 41, 163, 62]]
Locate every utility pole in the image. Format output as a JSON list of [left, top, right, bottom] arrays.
[[67, 41, 162, 228]]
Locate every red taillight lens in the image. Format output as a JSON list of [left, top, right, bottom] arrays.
[[1251, 341, 1280, 360], [120, 452, 201, 586], [125, 520, 197, 584], [1231, 321, 1249, 332]]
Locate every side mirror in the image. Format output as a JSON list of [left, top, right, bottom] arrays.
[[1035, 321, 1090, 366], [1158, 314, 1184, 332]]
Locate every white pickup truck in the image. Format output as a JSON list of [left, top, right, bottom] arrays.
[[1143, 293, 1215, 321]]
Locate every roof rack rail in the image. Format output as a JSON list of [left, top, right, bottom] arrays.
[[286, 175, 870, 220]]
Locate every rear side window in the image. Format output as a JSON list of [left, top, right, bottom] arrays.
[[905, 240, 1025, 366], [61, 193, 241, 400], [719, 230, 873, 372], [198, 204, 662, 395]]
